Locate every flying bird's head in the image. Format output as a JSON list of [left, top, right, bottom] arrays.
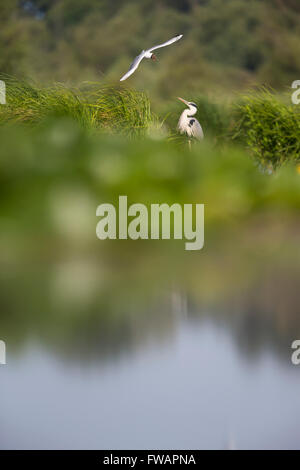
[[151, 53, 157, 62]]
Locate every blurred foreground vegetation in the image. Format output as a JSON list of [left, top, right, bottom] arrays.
[[0, 114, 300, 359]]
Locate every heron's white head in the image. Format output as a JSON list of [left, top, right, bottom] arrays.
[[178, 97, 197, 116], [178, 97, 197, 109]]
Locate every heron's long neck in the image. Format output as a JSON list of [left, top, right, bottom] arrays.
[[180, 108, 196, 122], [186, 106, 197, 117]]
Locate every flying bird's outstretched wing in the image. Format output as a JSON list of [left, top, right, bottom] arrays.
[[149, 34, 183, 52], [120, 50, 146, 81], [120, 35, 183, 81]]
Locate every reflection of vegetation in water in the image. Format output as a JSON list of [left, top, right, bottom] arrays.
[[1, 227, 300, 364], [0, 117, 299, 363]]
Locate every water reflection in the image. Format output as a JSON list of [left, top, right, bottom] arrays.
[[1, 235, 300, 365], [1, 316, 300, 450], [1, 229, 300, 449]]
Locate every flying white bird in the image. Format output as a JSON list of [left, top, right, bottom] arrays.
[[177, 97, 204, 144], [120, 34, 183, 81]]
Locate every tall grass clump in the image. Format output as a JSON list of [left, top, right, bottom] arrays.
[[0, 76, 95, 128], [233, 89, 300, 169], [87, 85, 155, 137], [0, 75, 156, 137]]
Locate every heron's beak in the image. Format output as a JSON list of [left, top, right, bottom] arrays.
[[177, 97, 189, 105]]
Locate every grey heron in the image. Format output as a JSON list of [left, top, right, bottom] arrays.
[[177, 97, 204, 146], [120, 34, 183, 81]]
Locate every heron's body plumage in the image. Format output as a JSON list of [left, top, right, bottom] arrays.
[[177, 101, 204, 140]]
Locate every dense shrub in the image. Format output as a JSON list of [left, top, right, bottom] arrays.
[[233, 90, 300, 168]]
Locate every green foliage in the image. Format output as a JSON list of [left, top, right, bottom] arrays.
[[0, 76, 156, 137], [191, 0, 265, 71], [89, 86, 154, 136], [0, 2, 28, 75], [2, 1, 300, 95], [233, 89, 300, 169]]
